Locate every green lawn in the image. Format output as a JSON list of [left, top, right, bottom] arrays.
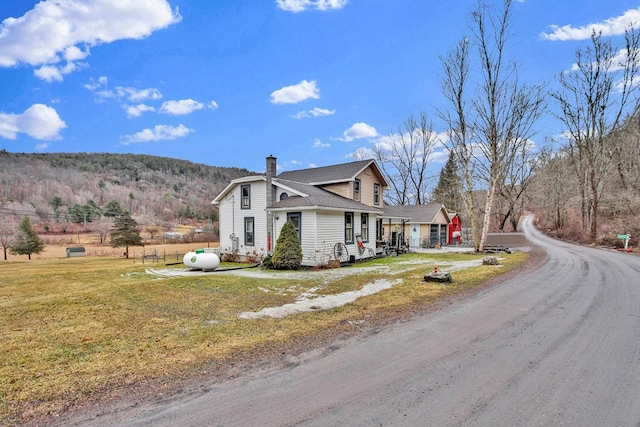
[[0, 252, 527, 425]]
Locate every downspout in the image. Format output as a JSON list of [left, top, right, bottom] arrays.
[[266, 155, 276, 254]]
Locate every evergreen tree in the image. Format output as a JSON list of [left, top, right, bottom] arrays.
[[103, 199, 124, 217], [49, 196, 63, 220], [109, 211, 143, 258], [68, 201, 102, 224], [432, 152, 463, 212], [11, 216, 45, 260], [271, 221, 303, 270]]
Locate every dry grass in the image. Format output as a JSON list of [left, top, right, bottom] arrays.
[[0, 251, 527, 425]]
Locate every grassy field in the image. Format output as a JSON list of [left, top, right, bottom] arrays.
[[0, 251, 528, 425]]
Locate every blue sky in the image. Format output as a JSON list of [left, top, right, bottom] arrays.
[[1, 0, 639, 173]]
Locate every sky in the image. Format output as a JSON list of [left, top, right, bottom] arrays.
[[1, 0, 639, 173]]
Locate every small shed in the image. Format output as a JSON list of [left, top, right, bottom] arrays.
[[163, 231, 184, 241], [66, 247, 86, 257], [448, 213, 462, 245]]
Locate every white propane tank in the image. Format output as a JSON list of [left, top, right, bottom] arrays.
[[183, 249, 220, 271]]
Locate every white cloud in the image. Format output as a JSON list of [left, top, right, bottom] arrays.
[[116, 86, 163, 102], [85, 79, 163, 102], [336, 122, 378, 142], [270, 80, 320, 104], [0, 104, 66, 140], [312, 138, 330, 148], [86, 79, 218, 118], [84, 76, 108, 91], [429, 149, 450, 164], [159, 99, 218, 115], [64, 45, 89, 61], [293, 107, 335, 119], [34, 65, 64, 82], [34, 60, 84, 82], [276, 0, 347, 12], [541, 7, 640, 41], [0, 0, 182, 81], [124, 104, 155, 118], [122, 124, 193, 144]]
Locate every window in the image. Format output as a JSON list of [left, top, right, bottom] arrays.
[[244, 217, 254, 246], [373, 183, 380, 206], [241, 185, 251, 209], [345, 212, 354, 244], [361, 213, 369, 242], [279, 192, 289, 201], [287, 212, 301, 241], [354, 179, 361, 201]]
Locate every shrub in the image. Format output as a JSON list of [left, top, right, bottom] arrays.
[[271, 221, 302, 270], [261, 255, 273, 269]]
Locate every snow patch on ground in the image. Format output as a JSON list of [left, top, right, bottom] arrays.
[[238, 279, 403, 319]]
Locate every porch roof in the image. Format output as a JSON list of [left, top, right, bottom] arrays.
[[381, 204, 451, 224]]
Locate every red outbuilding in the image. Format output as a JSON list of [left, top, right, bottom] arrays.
[[448, 213, 462, 245]]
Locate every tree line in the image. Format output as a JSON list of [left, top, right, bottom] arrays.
[[0, 151, 249, 233], [1, 212, 144, 260]]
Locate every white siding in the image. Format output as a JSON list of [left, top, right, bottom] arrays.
[[314, 210, 376, 264], [218, 179, 268, 259], [315, 211, 345, 265], [272, 210, 318, 267]]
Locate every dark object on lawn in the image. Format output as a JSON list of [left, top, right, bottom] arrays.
[[424, 266, 452, 283], [484, 245, 512, 254]]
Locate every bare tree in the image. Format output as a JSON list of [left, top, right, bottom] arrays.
[[439, 37, 481, 250], [0, 220, 16, 260], [533, 149, 574, 231], [495, 143, 546, 231], [471, 0, 546, 251], [93, 219, 113, 245], [550, 28, 640, 239], [373, 113, 438, 205], [440, 0, 546, 251], [613, 116, 640, 192], [612, 114, 640, 216]]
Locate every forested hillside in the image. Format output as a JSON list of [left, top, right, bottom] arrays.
[[527, 113, 640, 246], [0, 150, 252, 235]]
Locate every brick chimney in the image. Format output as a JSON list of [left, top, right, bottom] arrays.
[[266, 155, 276, 253]]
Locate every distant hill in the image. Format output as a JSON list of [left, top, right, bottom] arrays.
[[0, 150, 252, 234]]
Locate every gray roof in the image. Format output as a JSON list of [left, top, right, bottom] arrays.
[[269, 179, 383, 213], [382, 204, 450, 223], [277, 159, 380, 185]]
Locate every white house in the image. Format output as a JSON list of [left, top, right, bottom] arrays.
[[212, 155, 389, 267], [212, 155, 455, 266]]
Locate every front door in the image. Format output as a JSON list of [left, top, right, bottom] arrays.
[[410, 224, 420, 249]]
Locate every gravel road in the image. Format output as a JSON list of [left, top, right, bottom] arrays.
[[70, 216, 640, 426]]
